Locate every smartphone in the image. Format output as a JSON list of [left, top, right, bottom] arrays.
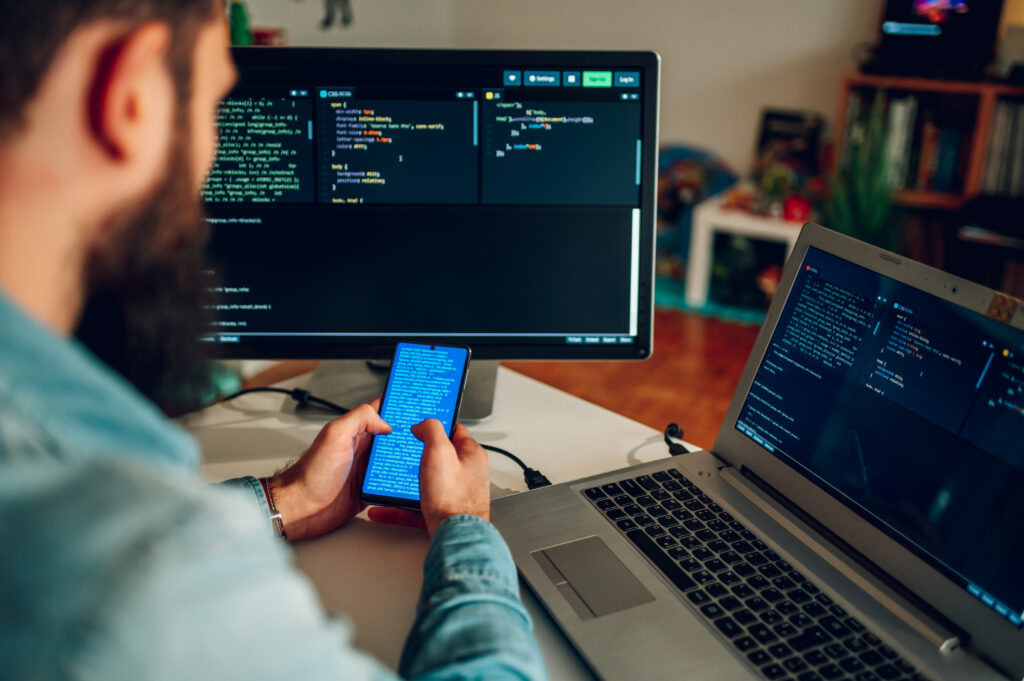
[[360, 342, 472, 510]]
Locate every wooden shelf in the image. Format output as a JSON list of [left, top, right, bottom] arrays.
[[845, 74, 1024, 97], [892, 190, 966, 210]]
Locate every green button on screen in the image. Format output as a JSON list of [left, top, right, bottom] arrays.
[[582, 71, 612, 87]]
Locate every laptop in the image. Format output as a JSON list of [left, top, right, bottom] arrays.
[[492, 223, 1024, 681]]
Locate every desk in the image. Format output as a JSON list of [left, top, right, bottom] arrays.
[[184, 366, 690, 680]]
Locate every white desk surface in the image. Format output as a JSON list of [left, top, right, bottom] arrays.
[[184, 366, 696, 680]]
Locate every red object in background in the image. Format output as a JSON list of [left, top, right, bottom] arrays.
[[783, 196, 811, 222], [252, 27, 288, 46]]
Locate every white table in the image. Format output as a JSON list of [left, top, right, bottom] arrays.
[[184, 366, 691, 680], [685, 197, 803, 308]]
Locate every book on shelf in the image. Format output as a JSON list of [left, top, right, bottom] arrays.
[[981, 99, 1024, 197]]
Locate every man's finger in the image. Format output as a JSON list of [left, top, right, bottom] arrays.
[[367, 506, 427, 532], [369, 395, 382, 411], [352, 402, 392, 436], [411, 419, 449, 448]]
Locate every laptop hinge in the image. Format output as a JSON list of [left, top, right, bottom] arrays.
[[720, 465, 963, 654]]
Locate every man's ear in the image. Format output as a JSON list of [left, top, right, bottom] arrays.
[[88, 22, 173, 161]]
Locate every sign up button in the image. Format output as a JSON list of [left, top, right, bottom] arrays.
[[582, 71, 612, 87]]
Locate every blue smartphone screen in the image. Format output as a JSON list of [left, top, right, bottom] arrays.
[[362, 343, 469, 501]]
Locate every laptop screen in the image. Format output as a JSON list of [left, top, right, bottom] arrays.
[[735, 246, 1024, 629]]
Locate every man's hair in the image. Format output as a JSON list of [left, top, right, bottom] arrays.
[[0, 0, 219, 142]]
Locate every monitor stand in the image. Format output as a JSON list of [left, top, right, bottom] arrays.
[[299, 359, 498, 423]]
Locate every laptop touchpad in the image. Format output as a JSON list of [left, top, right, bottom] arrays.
[[533, 536, 655, 619]]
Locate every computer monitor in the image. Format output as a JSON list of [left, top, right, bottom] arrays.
[[201, 47, 660, 417]]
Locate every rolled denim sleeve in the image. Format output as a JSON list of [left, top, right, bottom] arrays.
[[219, 475, 272, 522], [399, 515, 548, 681]]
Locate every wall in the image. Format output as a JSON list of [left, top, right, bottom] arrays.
[[448, 0, 883, 175], [241, 0, 884, 175], [242, 0, 454, 48]]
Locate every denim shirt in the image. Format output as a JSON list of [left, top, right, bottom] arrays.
[[0, 293, 546, 681]]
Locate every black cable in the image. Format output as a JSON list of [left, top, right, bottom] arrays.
[[482, 444, 551, 490], [220, 387, 349, 415], [220, 387, 551, 489], [663, 422, 693, 456]]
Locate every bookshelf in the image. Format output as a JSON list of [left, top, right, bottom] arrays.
[[835, 74, 1024, 210]]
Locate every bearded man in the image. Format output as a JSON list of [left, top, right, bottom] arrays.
[[0, 2, 545, 679]]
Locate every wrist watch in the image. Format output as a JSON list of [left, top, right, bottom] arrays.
[[259, 477, 287, 540]]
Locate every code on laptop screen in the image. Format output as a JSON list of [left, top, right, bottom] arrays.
[[736, 246, 1024, 628]]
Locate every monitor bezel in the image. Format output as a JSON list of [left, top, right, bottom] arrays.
[[713, 223, 1024, 678], [203, 47, 659, 361]]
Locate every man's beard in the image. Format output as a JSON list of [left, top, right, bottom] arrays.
[[74, 136, 215, 415]]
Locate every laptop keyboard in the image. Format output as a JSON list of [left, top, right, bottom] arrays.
[[583, 469, 933, 681]]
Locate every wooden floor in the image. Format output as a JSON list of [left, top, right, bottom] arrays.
[[504, 308, 761, 450]]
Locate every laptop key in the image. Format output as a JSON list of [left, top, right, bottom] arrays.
[[748, 575, 770, 590], [635, 514, 654, 526], [695, 529, 716, 542], [700, 603, 724, 618], [616, 519, 637, 531], [673, 489, 694, 502], [648, 505, 668, 517], [773, 576, 796, 591], [620, 479, 643, 496], [693, 570, 715, 585], [707, 519, 729, 533], [705, 559, 727, 573], [669, 526, 690, 538], [667, 468, 683, 479], [802, 602, 827, 618], [662, 480, 682, 492], [719, 596, 742, 611], [683, 519, 704, 531], [692, 546, 713, 561], [732, 583, 754, 599], [613, 494, 631, 506], [705, 583, 728, 598], [652, 471, 671, 483], [749, 623, 777, 644], [762, 588, 784, 603], [734, 608, 756, 625], [859, 650, 884, 666], [733, 563, 756, 578], [844, 636, 868, 653], [715, 616, 743, 638], [636, 495, 656, 507], [894, 659, 916, 674], [745, 597, 769, 612], [735, 635, 757, 652], [787, 626, 831, 652], [761, 663, 787, 679], [823, 643, 846, 659], [803, 649, 829, 666], [854, 673, 880, 681], [797, 673, 823, 681], [684, 499, 704, 511], [839, 656, 865, 673], [625, 529, 697, 592], [774, 622, 798, 638], [787, 588, 811, 603], [719, 571, 740, 586], [602, 482, 623, 496], [820, 617, 850, 639], [768, 643, 792, 659], [655, 535, 676, 549], [876, 664, 902, 680], [636, 475, 659, 491], [644, 525, 666, 538], [668, 546, 688, 560], [783, 657, 809, 673], [687, 589, 709, 605], [597, 499, 616, 510], [672, 509, 693, 521], [747, 650, 771, 666], [681, 536, 701, 550], [657, 515, 678, 528], [775, 601, 799, 616], [761, 610, 783, 625], [624, 504, 644, 516], [707, 539, 729, 553], [789, 613, 813, 628], [662, 499, 682, 511], [651, 489, 670, 501], [606, 509, 626, 520], [819, 664, 844, 680], [845, 617, 866, 633], [584, 487, 605, 499]]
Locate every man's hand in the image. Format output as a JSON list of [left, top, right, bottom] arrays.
[[368, 421, 490, 536], [270, 401, 391, 541]]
